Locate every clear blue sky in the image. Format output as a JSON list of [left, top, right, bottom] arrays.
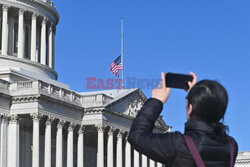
[[55, 0, 250, 151]]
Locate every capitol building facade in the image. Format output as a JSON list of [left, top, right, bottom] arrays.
[[0, 0, 170, 167], [0, 0, 249, 167]]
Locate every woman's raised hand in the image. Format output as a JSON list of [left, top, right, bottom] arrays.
[[152, 72, 171, 104], [187, 72, 197, 92]]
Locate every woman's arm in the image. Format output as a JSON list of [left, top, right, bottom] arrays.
[[128, 72, 197, 163], [128, 73, 178, 163], [127, 97, 182, 163]]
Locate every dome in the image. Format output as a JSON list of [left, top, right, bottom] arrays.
[[0, 0, 59, 81]]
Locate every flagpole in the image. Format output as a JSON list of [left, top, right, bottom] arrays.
[[121, 16, 124, 89]]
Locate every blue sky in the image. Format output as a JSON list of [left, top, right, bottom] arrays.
[[55, 0, 250, 151]]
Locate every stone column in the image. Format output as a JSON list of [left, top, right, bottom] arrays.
[[40, 18, 47, 65], [116, 130, 123, 167], [48, 25, 53, 68], [56, 120, 65, 167], [157, 162, 163, 167], [134, 149, 139, 167], [125, 137, 131, 167], [30, 13, 37, 62], [0, 116, 1, 152], [107, 127, 115, 167], [7, 114, 20, 167], [67, 123, 75, 167], [0, 114, 8, 167], [52, 27, 55, 68], [44, 116, 54, 167], [1, 5, 9, 55], [142, 154, 147, 167], [96, 125, 104, 167], [31, 113, 42, 167], [150, 159, 155, 167], [18, 9, 25, 58], [77, 126, 85, 167]]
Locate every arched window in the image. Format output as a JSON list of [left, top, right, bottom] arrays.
[[14, 22, 18, 55]]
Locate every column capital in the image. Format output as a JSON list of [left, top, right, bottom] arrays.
[[19, 8, 25, 15], [1, 114, 8, 124], [9, 114, 20, 124], [2, 5, 10, 11], [48, 21, 55, 27], [1, 113, 8, 119], [48, 25, 53, 32], [45, 116, 54, 126], [53, 26, 57, 34], [42, 18, 48, 25], [124, 132, 129, 140], [78, 126, 86, 134], [96, 124, 105, 133], [31, 113, 43, 122], [117, 130, 124, 138], [68, 123, 76, 131], [108, 126, 116, 136], [57, 119, 66, 128], [32, 13, 38, 19]]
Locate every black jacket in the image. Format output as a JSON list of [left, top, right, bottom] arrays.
[[128, 98, 238, 167]]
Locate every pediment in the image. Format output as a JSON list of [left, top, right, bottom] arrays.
[[105, 89, 169, 131], [105, 89, 146, 117], [81, 88, 169, 131]]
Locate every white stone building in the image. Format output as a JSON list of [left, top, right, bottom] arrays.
[[0, 0, 170, 167], [235, 152, 250, 167]]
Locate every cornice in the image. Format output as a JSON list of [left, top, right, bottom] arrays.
[[39, 94, 83, 110], [0, 0, 59, 25], [107, 108, 168, 131], [0, 55, 58, 80], [235, 160, 250, 164], [11, 93, 84, 112], [83, 107, 168, 132], [12, 94, 40, 103], [84, 108, 104, 114]]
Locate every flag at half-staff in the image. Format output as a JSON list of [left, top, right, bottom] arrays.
[[110, 55, 123, 77]]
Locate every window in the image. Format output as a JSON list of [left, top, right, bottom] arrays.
[[36, 26, 41, 62], [0, 17, 2, 51], [24, 26, 30, 59], [14, 22, 18, 55]]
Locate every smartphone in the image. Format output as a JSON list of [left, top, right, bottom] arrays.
[[165, 72, 193, 90]]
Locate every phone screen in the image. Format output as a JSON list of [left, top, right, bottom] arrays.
[[165, 73, 193, 90]]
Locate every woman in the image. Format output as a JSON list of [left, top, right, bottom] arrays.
[[128, 72, 238, 167]]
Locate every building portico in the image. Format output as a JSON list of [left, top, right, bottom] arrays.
[[0, 79, 169, 167]]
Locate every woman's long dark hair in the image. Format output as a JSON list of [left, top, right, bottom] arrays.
[[186, 80, 229, 142]]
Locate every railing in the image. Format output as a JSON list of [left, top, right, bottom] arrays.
[[46, 0, 54, 7], [81, 94, 113, 107], [32, 0, 55, 8], [10, 80, 113, 107], [17, 81, 33, 90]]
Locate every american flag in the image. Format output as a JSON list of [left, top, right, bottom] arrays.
[[110, 55, 123, 77]]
